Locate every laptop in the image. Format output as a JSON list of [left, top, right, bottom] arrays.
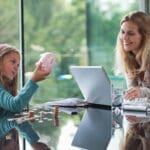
[[70, 66, 112, 106]]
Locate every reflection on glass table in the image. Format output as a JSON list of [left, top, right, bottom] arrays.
[[1, 104, 150, 150], [108, 106, 150, 150], [122, 112, 150, 150], [0, 111, 50, 150]]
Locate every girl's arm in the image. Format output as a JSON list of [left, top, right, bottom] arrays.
[[0, 80, 38, 112]]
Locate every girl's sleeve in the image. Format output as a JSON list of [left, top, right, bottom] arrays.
[[0, 80, 38, 112], [0, 116, 39, 145], [0, 119, 17, 138], [16, 121, 40, 145]]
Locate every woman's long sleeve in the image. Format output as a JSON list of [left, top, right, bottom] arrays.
[[140, 87, 150, 98], [126, 77, 150, 98]]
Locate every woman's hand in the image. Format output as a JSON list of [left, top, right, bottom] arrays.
[[124, 86, 141, 100], [30, 62, 51, 82]]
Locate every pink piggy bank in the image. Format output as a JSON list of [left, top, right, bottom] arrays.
[[37, 52, 56, 72]]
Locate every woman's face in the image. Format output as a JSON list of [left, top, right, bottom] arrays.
[[2, 52, 20, 80], [120, 21, 142, 54]]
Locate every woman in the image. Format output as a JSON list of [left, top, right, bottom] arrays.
[[114, 11, 150, 100]]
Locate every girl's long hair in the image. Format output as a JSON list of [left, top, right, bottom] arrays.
[[0, 44, 20, 96]]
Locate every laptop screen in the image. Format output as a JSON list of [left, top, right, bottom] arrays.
[[70, 66, 112, 106]]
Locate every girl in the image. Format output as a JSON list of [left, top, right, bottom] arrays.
[[0, 43, 51, 113], [0, 43, 51, 150]]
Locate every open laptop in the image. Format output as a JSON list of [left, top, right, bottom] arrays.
[[70, 66, 112, 106]]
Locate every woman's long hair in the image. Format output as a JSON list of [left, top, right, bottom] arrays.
[[114, 11, 150, 80]]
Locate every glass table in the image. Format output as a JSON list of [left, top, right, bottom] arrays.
[[1, 105, 150, 150]]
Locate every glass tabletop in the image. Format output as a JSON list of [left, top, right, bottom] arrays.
[[1, 106, 150, 150]]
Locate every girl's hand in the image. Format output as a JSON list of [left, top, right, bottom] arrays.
[[124, 86, 141, 100], [30, 62, 51, 82]]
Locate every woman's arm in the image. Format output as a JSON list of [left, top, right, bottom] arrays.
[[125, 77, 150, 99], [140, 87, 150, 98]]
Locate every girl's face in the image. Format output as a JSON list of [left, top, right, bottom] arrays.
[[120, 21, 142, 54], [2, 52, 20, 80]]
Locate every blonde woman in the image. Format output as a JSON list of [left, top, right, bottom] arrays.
[[114, 11, 150, 100]]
